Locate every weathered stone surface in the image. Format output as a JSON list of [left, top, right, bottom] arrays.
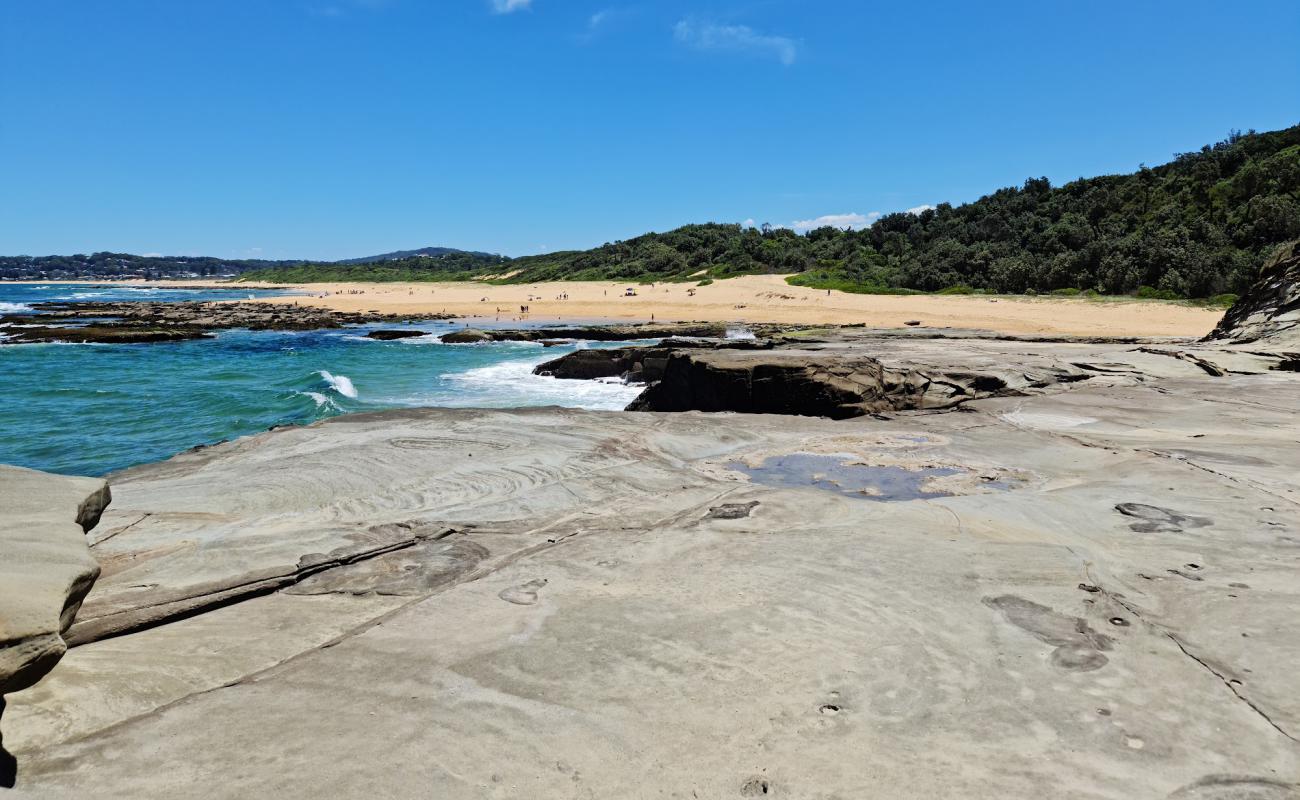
[[625, 346, 1087, 417], [0, 467, 108, 697], [0, 466, 108, 786], [1209, 239, 1300, 347], [520, 327, 1293, 417], [3, 347, 1299, 797]]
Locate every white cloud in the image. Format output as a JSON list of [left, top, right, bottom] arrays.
[[577, 8, 629, 41], [673, 19, 798, 66], [906, 204, 936, 215], [791, 212, 880, 232], [741, 218, 757, 228], [491, 0, 531, 14], [142, 252, 163, 258]]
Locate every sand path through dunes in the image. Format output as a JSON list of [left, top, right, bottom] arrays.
[[245, 274, 1222, 337]]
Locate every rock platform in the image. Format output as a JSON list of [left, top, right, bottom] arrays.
[[2, 331, 1298, 797]]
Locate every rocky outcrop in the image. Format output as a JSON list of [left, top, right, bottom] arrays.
[[439, 328, 495, 343], [1208, 240, 1300, 346], [0, 301, 449, 345], [534, 347, 671, 382], [623, 345, 1099, 417], [534, 339, 778, 382], [0, 466, 108, 784], [625, 351, 1015, 417], [0, 467, 108, 696]]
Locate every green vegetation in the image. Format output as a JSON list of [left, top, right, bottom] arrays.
[[0, 252, 295, 280], [243, 124, 1297, 299], [0, 248, 506, 281], [10, 125, 1296, 301]]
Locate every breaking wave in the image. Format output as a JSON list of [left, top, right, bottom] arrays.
[[316, 370, 358, 398], [442, 358, 642, 410]]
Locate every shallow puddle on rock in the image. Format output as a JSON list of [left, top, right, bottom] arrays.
[[728, 453, 964, 501]]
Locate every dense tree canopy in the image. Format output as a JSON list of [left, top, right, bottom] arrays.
[[244, 124, 1297, 299]]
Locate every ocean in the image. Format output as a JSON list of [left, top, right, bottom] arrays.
[[0, 284, 644, 476]]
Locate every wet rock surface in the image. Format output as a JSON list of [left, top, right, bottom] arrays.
[[365, 328, 431, 340], [0, 301, 449, 344]]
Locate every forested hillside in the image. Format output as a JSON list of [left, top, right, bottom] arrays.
[[241, 124, 1298, 298]]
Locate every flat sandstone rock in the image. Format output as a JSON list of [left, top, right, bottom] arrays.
[[3, 342, 1299, 798]]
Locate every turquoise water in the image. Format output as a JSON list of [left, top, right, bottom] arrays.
[[0, 284, 643, 476]]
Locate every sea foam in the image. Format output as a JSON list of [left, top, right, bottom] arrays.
[[443, 358, 641, 410], [316, 370, 358, 398]]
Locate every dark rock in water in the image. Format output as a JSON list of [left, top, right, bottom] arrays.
[[657, 337, 776, 350], [367, 329, 429, 340], [535, 338, 780, 383], [535, 348, 635, 380], [1, 300, 452, 346], [4, 325, 214, 344], [439, 328, 494, 343], [534, 347, 675, 383], [1208, 239, 1300, 347]]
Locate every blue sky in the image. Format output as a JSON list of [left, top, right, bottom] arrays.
[[2, 0, 1296, 260]]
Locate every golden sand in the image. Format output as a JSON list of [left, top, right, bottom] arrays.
[[242, 274, 1220, 338]]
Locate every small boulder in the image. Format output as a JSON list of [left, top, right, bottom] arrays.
[[366, 329, 429, 340], [439, 328, 494, 344]]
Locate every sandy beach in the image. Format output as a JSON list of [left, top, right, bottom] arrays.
[[242, 274, 1222, 338]]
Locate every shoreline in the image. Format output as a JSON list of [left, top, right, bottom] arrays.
[[3, 275, 1223, 337]]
